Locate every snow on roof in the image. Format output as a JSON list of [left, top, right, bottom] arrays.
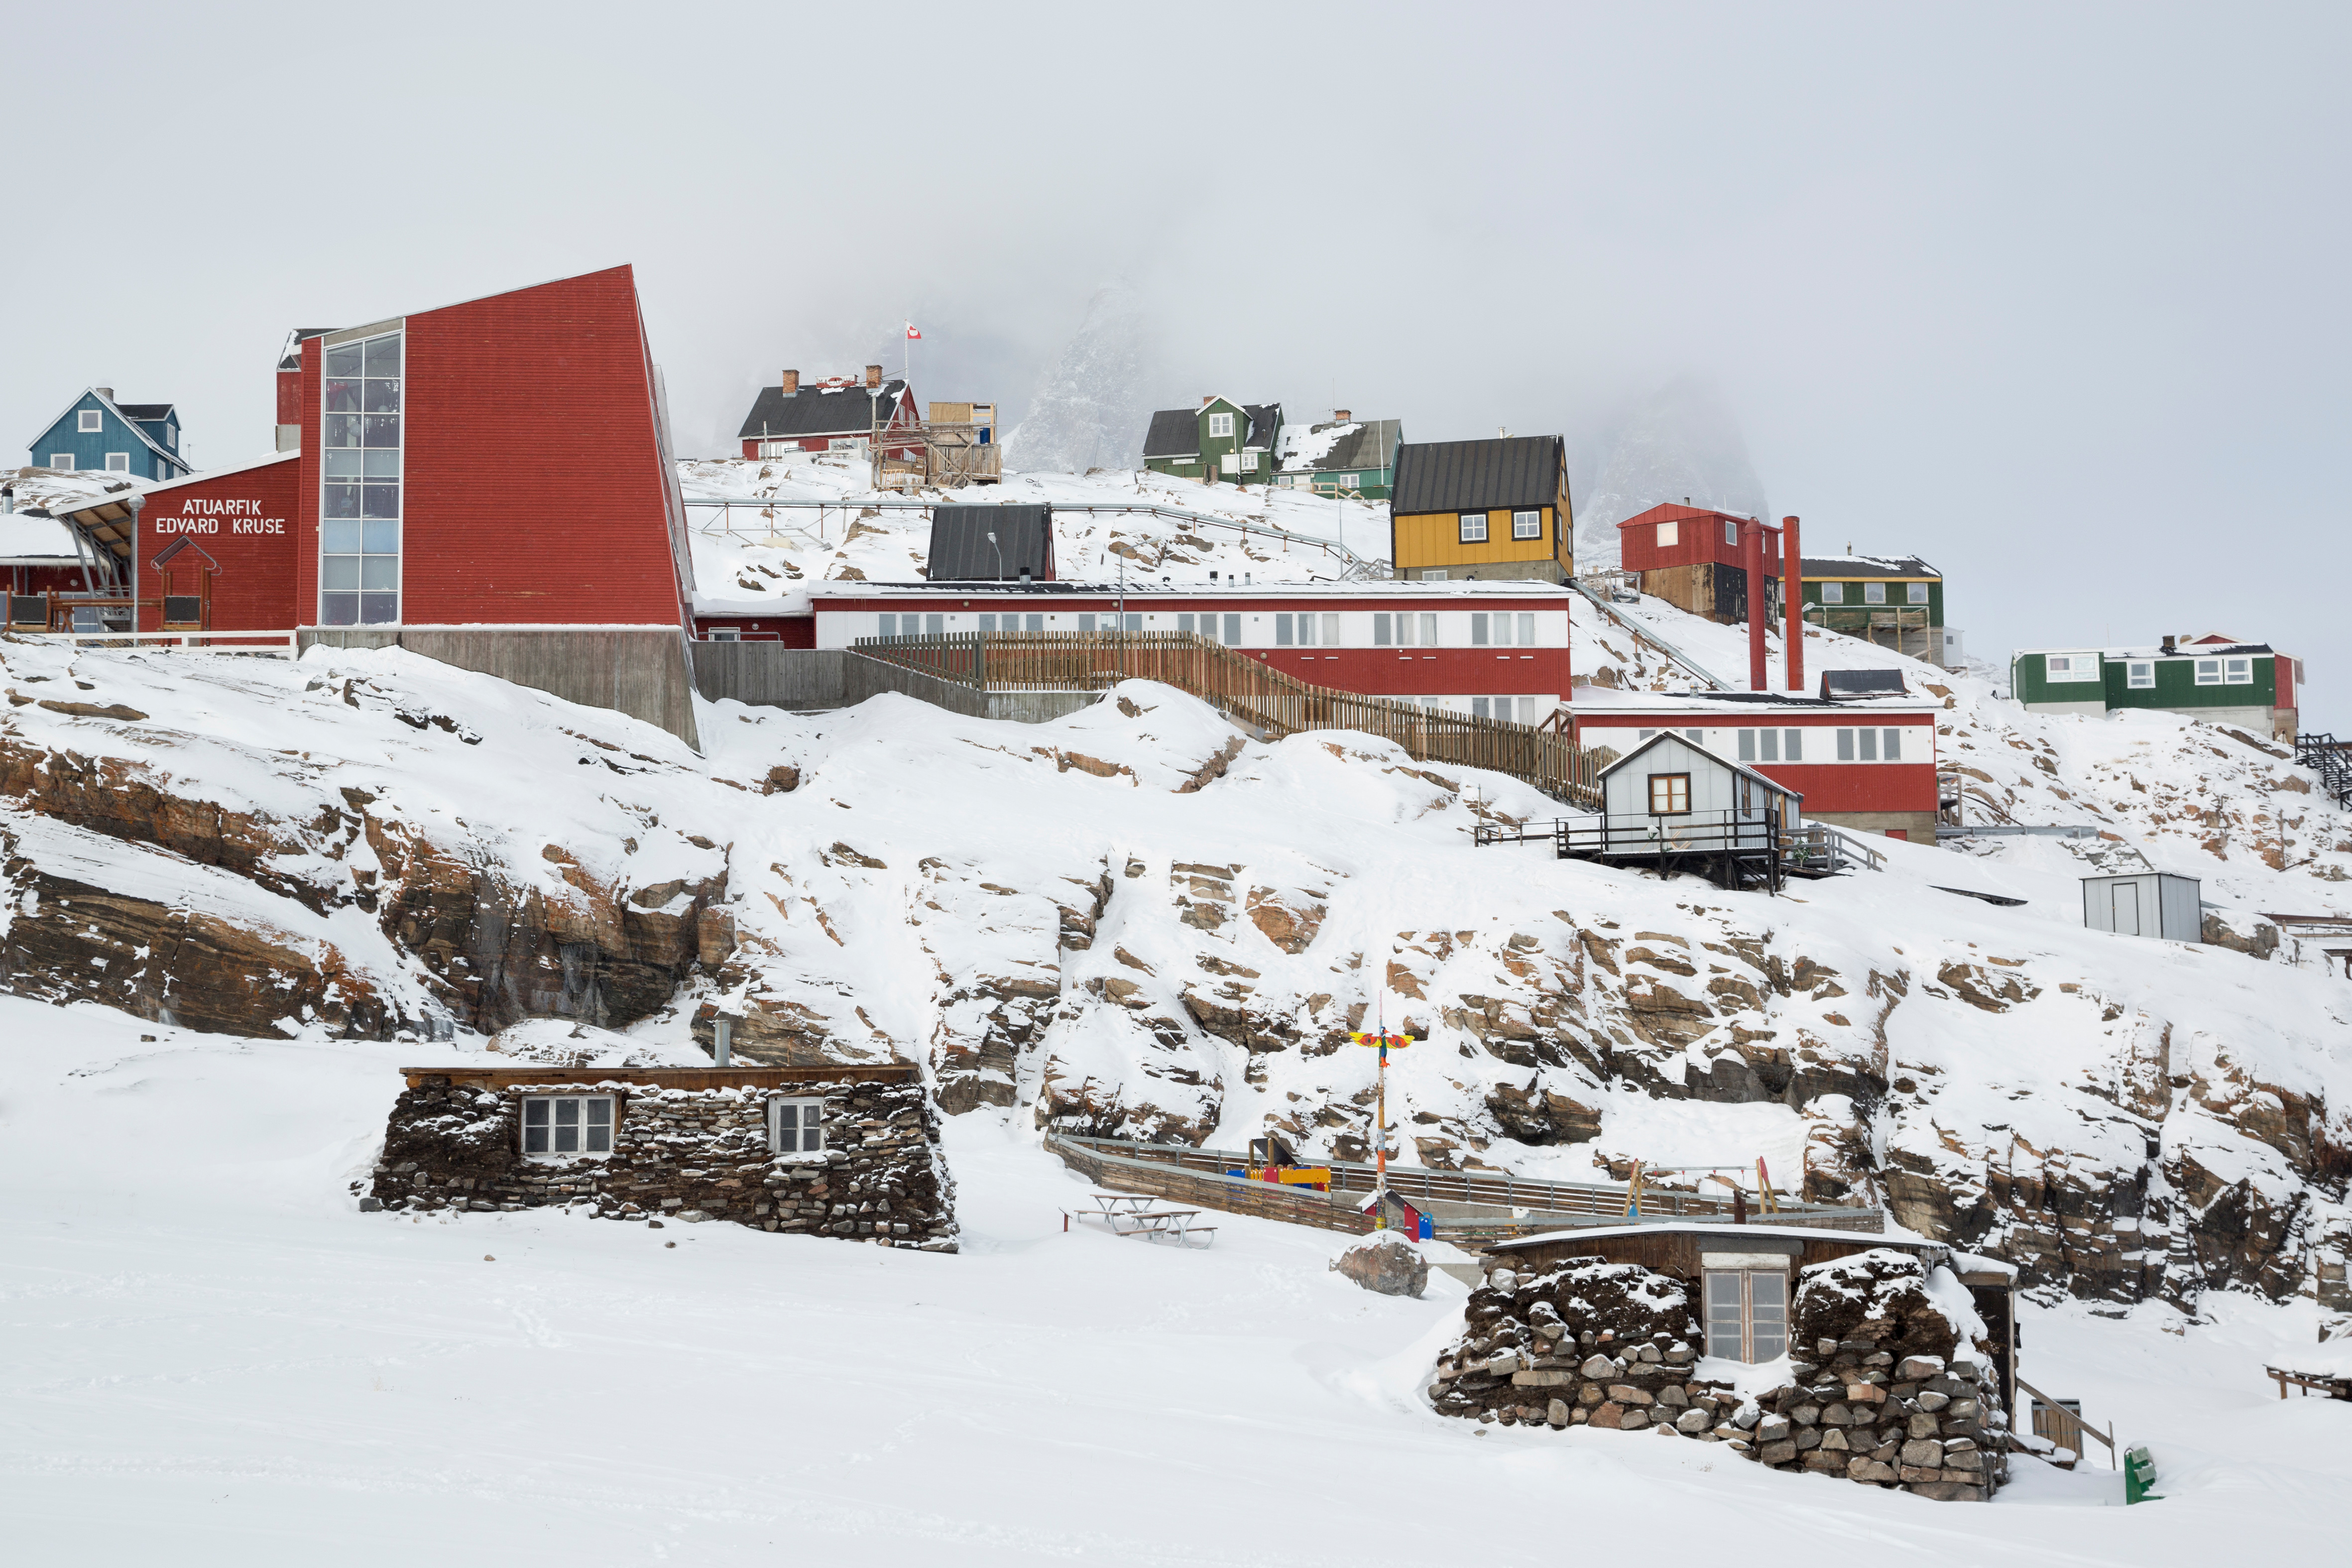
[[2017, 642, 2274, 660], [1276, 419, 1399, 474], [127, 450, 300, 496], [0, 514, 81, 562], [1486, 1219, 1923, 1254], [1570, 687, 1937, 715], [803, 578, 1578, 600], [1800, 553, 1939, 579]]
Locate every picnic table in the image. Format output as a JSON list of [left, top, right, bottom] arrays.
[[1069, 1191, 1217, 1246]]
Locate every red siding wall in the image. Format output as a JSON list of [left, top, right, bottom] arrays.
[[1617, 503, 1782, 574], [295, 265, 687, 629], [136, 457, 301, 632], [276, 369, 302, 428], [1575, 712, 1936, 815]]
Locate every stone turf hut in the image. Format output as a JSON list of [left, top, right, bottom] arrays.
[[369, 1063, 957, 1250], [1428, 1222, 2017, 1500]]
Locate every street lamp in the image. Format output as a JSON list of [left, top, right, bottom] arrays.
[[986, 529, 1003, 580]]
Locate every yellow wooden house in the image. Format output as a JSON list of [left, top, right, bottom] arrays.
[[1388, 436, 1572, 581]]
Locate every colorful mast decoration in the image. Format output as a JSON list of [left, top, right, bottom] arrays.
[[1347, 1026, 1415, 1224]]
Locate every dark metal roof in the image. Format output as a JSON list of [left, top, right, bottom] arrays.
[[1282, 418, 1400, 474], [117, 403, 175, 422], [1801, 554, 1939, 580], [1391, 435, 1564, 514], [1242, 402, 1281, 448], [277, 328, 337, 372], [1820, 669, 1909, 699], [1143, 408, 1199, 459], [927, 504, 1055, 582], [737, 379, 912, 441]]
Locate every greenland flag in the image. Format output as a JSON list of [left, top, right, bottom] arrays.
[[905, 323, 922, 340]]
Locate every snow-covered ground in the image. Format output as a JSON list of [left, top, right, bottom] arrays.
[[4, 999, 2347, 1566]]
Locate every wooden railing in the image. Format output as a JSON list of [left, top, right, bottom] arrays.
[[853, 631, 1612, 807], [2017, 1374, 2116, 1469]]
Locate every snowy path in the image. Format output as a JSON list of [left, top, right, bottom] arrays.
[[3, 1001, 2347, 1566]]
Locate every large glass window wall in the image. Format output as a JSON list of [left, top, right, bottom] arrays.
[[320, 331, 402, 625]]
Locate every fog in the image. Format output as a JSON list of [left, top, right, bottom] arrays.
[[4, 2, 2345, 726]]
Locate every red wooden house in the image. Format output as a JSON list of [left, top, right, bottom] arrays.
[[1616, 502, 1781, 626], [737, 366, 921, 460]]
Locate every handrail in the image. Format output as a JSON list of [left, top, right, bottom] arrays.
[[1, 628, 299, 652], [853, 630, 1613, 808], [1565, 577, 1734, 691], [2015, 1373, 2117, 1469], [1794, 820, 1888, 872]]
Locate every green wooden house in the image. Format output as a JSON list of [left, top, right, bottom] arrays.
[[1274, 412, 1401, 499], [2011, 635, 2302, 740], [1141, 396, 1282, 484], [1798, 554, 1948, 666]]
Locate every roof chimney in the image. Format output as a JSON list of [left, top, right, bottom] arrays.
[[2160, 634, 2177, 655], [1202, 395, 1213, 407], [864, 364, 883, 389], [1333, 409, 1352, 422], [94, 386, 115, 401], [781, 369, 799, 394]]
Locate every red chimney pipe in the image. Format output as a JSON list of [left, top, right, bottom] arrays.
[[1782, 515, 1803, 692], [1743, 518, 1767, 691]]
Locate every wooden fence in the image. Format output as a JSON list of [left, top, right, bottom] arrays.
[[854, 631, 1611, 807], [1047, 1134, 1378, 1237]]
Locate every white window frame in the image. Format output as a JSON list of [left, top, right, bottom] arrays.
[[1320, 612, 1339, 646], [1724, 519, 1738, 547], [1864, 581, 1887, 604], [1882, 727, 1901, 761], [1239, 450, 1258, 473], [1820, 582, 1844, 604], [1458, 512, 1488, 544], [1418, 569, 1447, 582], [105, 452, 130, 472], [1336, 473, 1357, 489], [49, 454, 74, 471], [2126, 661, 2154, 689], [707, 626, 742, 642], [1512, 509, 1541, 540], [1783, 728, 1802, 761], [78, 409, 102, 433], [1207, 411, 1234, 439], [1703, 1268, 1788, 1362], [1837, 727, 1855, 760], [521, 1094, 615, 1160], [2226, 658, 2252, 685], [2046, 653, 2101, 683], [1656, 519, 1678, 547], [2194, 659, 2221, 685], [1907, 581, 1930, 604], [769, 1096, 828, 1157]]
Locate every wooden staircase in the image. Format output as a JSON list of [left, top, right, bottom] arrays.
[[2298, 731, 2352, 811]]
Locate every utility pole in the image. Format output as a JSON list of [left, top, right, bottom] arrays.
[[1349, 1025, 1415, 1223]]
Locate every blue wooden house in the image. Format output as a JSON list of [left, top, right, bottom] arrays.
[[26, 387, 189, 481]]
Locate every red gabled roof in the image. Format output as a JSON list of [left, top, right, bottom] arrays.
[[1616, 501, 1771, 531]]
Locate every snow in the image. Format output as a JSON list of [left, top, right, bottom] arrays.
[[6, 1002, 2350, 1564]]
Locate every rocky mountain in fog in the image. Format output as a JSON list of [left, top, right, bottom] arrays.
[[1574, 378, 1770, 570], [1003, 283, 1154, 475]]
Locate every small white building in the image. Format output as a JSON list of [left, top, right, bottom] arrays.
[[2081, 872, 2201, 942], [1569, 732, 1803, 891]]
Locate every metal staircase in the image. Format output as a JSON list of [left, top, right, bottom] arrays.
[[2298, 732, 2352, 811]]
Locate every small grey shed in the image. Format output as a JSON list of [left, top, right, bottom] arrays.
[[2081, 872, 2201, 942]]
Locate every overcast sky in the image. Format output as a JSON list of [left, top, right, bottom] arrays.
[[6, 2, 2345, 727]]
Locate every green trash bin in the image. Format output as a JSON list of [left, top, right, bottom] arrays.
[[2124, 1445, 2159, 1504]]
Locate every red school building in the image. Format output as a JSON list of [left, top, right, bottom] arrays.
[[1571, 691, 1940, 840], [777, 581, 1576, 722]]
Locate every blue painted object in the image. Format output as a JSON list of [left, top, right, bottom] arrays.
[[26, 388, 188, 481]]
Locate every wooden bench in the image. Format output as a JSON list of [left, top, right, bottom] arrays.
[[2266, 1365, 2352, 1400]]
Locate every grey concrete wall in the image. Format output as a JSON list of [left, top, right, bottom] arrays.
[[300, 626, 701, 751], [691, 645, 846, 710]]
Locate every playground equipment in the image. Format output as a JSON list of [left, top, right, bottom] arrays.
[[1623, 1157, 1783, 1221], [1235, 1133, 1333, 1192], [1348, 1028, 1416, 1226]]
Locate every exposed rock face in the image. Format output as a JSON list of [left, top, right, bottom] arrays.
[[1331, 1234, 1429, 1297]]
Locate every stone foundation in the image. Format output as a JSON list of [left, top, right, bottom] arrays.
[[369, 1066, 957, 1250]]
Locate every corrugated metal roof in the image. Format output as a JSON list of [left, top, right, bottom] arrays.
[[926, 504, 1055, 582], [116, 403, 175, 422], [1820, 669, 1909, 699], [1142, 408, 1198, 458], [737, 379, 912, 441], [1391, 435, 1564, 514], [1242, 402, 1281, 449], [1801, 554, 1939, 579], [1279, 418, 1401, 474]]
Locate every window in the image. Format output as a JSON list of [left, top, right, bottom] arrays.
[[2126, 661, 2154, 688], [320, 328, 403, 626], [1837, 727, 1855, 760], [1637, 728, 1657, 741], [1337, 473, 1357, 489], [1739, 728, 1756, 761], [522, 1095, 613, 1158], [1025, 613, 1043, 632], [2226, 658, 2252, 685], [878, 613, 898, 636], [166, 427, 177, 449], [1684, 727, 1703, 745], [1760, 728, 1779, 762], [926, 612, 944, 635], [706, 626, 740, 642], [1207, 411, 1234, 439], [49, 454, 73, 470], [1907, 582, 1930, 604], [1239, 451, 1258, 473], [1472, 697, 1491, 719], [1864, 581, 1886, 604], [2045, 653, 2101, 683], [1704, 1269, 1788, 1362], [1656, 519, 1678, 547], [1124, 612, 1143, 631], [1320, 612, 1339, 645], [1417, 612, 1438, 645], [1858, 727, 1878, 761], [78, 409, 102, 433], [105, 453, 129, 472], [1513, 510, 1542, 540], [1473, 613, 1489, 646], [1178, 612, 1197, 634], [1077, 613, 1097, 631], [1647, 773, 1692, 815], [1374, 612, 1392, 646], [1517, 612, 1535, 644], [1725, 519, 1738, 547], [1783, 728, 1801, 761], [1882, 728, 1902, 760], [1419, 569, 1447, 582], [1277, 613, 1295, 646], [1821, 582, 1844, 604], [1459, 512, 1488, 544], [1222, 613, 1241, 644], [770, 1097, 826, 1155]]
